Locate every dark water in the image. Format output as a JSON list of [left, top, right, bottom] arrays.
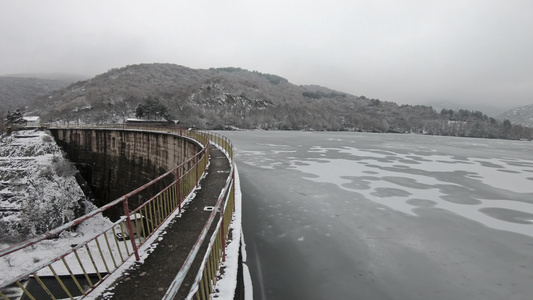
[[224, 131, 533, 300]]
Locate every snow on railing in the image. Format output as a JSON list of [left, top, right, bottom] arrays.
[[0, 126, 211, 299]]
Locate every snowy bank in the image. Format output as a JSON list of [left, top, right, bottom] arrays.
[[0, 129, 88, 242]]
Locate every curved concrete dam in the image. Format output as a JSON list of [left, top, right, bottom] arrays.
[[50, 128, 202, 214]]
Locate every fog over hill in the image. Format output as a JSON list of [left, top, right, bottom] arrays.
[[0, 75, 81, 112], [2, 63, 532, 140]]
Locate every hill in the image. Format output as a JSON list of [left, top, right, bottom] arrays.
[[0, 75, 83, 113], [497, 104, 533, 128], [15, 63, 533, 140]]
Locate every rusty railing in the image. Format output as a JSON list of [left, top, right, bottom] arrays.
[[0, 127, 210, 299], [162, 131, 236, 300]]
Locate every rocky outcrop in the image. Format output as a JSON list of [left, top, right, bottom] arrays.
[[0, 129, 87, 242]]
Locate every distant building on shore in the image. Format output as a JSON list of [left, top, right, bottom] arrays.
[[23, 116, 41, 128]]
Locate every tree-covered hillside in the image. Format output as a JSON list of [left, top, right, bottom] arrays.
[[498, 104, 533, 128], [0, 76, 82, 112], [15, 63, 532, 140]]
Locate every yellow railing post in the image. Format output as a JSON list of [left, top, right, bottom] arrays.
[[177, 169, 181, 214]]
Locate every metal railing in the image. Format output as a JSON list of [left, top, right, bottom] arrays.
[[0, 127, 215, 299], [186, 171, 235, 300], [162, 131, 236, 300]]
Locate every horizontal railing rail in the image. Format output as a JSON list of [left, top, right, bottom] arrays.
[[186, 172, 235, 300], [162, 130, 236, 300], [0, 127, 211, 300]]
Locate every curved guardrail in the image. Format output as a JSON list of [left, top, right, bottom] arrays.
[[163, 131, 235, 300], [0, 127, 236, 300]]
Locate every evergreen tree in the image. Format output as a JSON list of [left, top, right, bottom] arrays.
[[135, 98, 170, 120]]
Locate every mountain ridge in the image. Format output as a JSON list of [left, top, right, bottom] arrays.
[[1, 63, 531, 140], [0, 76, 78, 113], [497, 104, 533, 128]]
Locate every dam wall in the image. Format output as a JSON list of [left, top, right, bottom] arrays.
[[49, 128, 202, 213]]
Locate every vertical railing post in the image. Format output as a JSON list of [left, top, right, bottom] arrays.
[[176, 169, 181, 214], [220, 202, 226, 262], [195, 152, 199, 188], [232, 168, 236, 213], [123, 196, 140, 261]]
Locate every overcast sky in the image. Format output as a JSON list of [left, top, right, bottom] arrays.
[[1, 0, 532, 109]]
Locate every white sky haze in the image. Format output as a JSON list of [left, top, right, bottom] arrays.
[[1, 0, 532, 109]]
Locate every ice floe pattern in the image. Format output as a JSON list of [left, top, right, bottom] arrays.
[[236, 133, 533, 238]]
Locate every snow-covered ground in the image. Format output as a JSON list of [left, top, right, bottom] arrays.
[[0, 129, 88, 243], [0, 129, 98, 284]]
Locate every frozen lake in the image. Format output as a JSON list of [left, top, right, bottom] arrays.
[[222, 131, 533, 300]]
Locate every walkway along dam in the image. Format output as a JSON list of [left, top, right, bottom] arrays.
[[0, 126, 242, 299]]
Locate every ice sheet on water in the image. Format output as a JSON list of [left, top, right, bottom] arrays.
[[222, 130, 533, 300], [289, 148, 533, 237], [233, 132, 533, 238]]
